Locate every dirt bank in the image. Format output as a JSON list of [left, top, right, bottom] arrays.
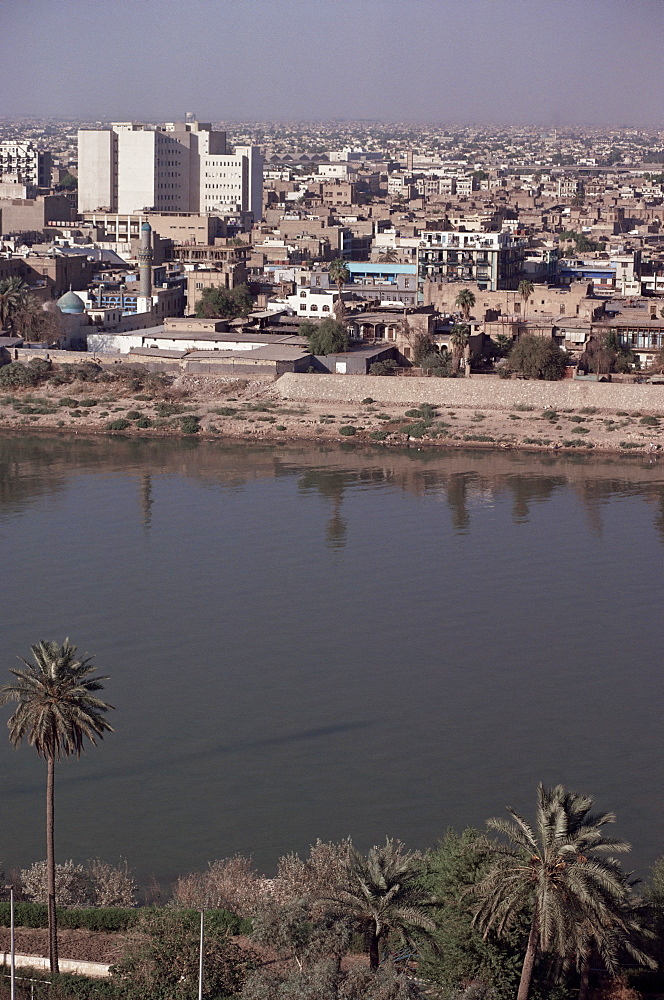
[[1, 372, 663, 456]]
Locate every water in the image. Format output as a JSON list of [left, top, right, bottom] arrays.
[[0, 434, 662, 890]]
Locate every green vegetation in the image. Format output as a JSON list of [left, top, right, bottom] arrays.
[[300, 317, 349, 355], [339, 425, 357, 436], [107, 418, 131, 431], [507, 336, 567, 380], [180, 415, 201, 434], [195, 284, 254, 320], [0, 641, 113, 972]]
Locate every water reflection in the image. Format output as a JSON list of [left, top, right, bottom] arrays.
[[0, 433, 662, 884], [1, 435, 663, 543]]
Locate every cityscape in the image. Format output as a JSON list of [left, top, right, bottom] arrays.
[[0, 2, 663, 1000]]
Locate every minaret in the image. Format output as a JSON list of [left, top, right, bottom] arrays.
[[137, 221, 153, 313]]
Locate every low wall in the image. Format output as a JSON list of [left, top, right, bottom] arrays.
[[275, 373, 664, 414], [1, 953, 110, 978]]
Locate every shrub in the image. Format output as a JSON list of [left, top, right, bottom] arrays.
[[572, 427, 590, 434], [542, 410, 558, 421], [156, 401, 184, 416], [106, 418, 131, 431], [58, 397, 79, 407], [0, 362, 39, 388], [640, 415, 659, 425], [212, 407, 237, 416], [276, 425, 286, 431], [135, 416, 152, 428], [580, 406, 597, 414], [79, 399, 98, 407], [369, 360, 398, 376], [21, 860, 91, 908], [508, 335, 567, 380], [180, 415, 201, 434], [361, 397, 374, 404], [569, 415, 585, 422], [370, 430, 389, 440], [339, 425, 356, 436], [514, 403, 535, 411], [497, 366, 512, 379], [125, 410, 142, 420], [619, 441, 644, 449]]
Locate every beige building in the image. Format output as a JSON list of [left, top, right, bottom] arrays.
[[78, 119, 262, 219]]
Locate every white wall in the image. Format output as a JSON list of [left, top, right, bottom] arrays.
[[117, 130, 156, 214], [78, 130, 115, 212]]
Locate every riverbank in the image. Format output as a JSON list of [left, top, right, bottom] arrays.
[[1, 370, 663, 456]]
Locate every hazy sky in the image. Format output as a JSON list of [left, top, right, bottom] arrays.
[[2, 0, 663, 126]]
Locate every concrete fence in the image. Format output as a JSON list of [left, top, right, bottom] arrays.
[[275, 373, 664, 414], [1, 954, 110, 978]]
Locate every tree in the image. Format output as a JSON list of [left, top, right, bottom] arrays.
[[112, 908, 256, 1000], [471, 783, 647, 1000], [301, 317, 348, 356], [56, 172, 78, 191], [518, 281, 535, 321], [195, 284, 254, 320], [455, 288, 476, 321], [417, 829, 525, 1000], [328, 259, 350, 320], [450, 323, 471, 372], [0, 639, 114, 972], [378, 248, 399, 263], [0, 277, 28, 333], [508, 335, 566, 380], [323, 838, 436, 970]]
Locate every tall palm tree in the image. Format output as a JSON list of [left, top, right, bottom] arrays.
[[518, 280, 535, 321], [328, 259, 350, 321], [0, 277, 28, 333], [0, 640, 114, 973], [323, 838, 436, 969], [471, 783, 644, 1000], [378, 247, 399, 263], [450, 323, 470, 372], [454, 288, 475, 322]]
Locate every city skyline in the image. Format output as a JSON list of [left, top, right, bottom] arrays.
[[3, 0, 664, 127]]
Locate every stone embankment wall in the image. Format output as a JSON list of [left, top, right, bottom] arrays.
[[276, 374, 664, 414], [1, 953, 110, 977]]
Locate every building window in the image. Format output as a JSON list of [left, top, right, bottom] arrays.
[[300, 290, 306, 298], [310, 305, 318, 311], [322, 305, 330, 312]]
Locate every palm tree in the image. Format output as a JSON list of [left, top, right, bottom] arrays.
[[454, 287, 475, 322], [0, 277, 28, 332], [0, 640, 114, 973], [518, 280, 535, 321], [329, 259, 350, 320], [471, 783, 644, 1000], [378, 247, 399, 263], [450, 323, 470, 372], [323, 838, 436, 969]]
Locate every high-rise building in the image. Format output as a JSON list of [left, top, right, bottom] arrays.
[[0, 141, 53, 190], [78, 118, 262, 220]]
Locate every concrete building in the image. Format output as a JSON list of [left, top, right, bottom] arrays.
[[78, 118, 262, 220], [0, 141, 52, 189], [417, 230, 524, 293]]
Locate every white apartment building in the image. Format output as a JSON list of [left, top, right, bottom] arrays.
[[78, 119, 262, 219], [0, 141, 52, 188]]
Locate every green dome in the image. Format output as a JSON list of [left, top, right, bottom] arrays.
[[56, 290, 85, 314]]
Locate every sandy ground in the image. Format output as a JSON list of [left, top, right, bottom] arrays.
[[1, 373, 663, 456]]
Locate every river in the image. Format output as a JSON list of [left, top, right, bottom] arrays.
[[0, 434, 662, 891]]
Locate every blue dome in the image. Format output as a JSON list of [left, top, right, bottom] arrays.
[[56, 290, 85, 314]]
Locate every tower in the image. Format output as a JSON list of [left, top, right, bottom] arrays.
[[137, 221, 153, 313]]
